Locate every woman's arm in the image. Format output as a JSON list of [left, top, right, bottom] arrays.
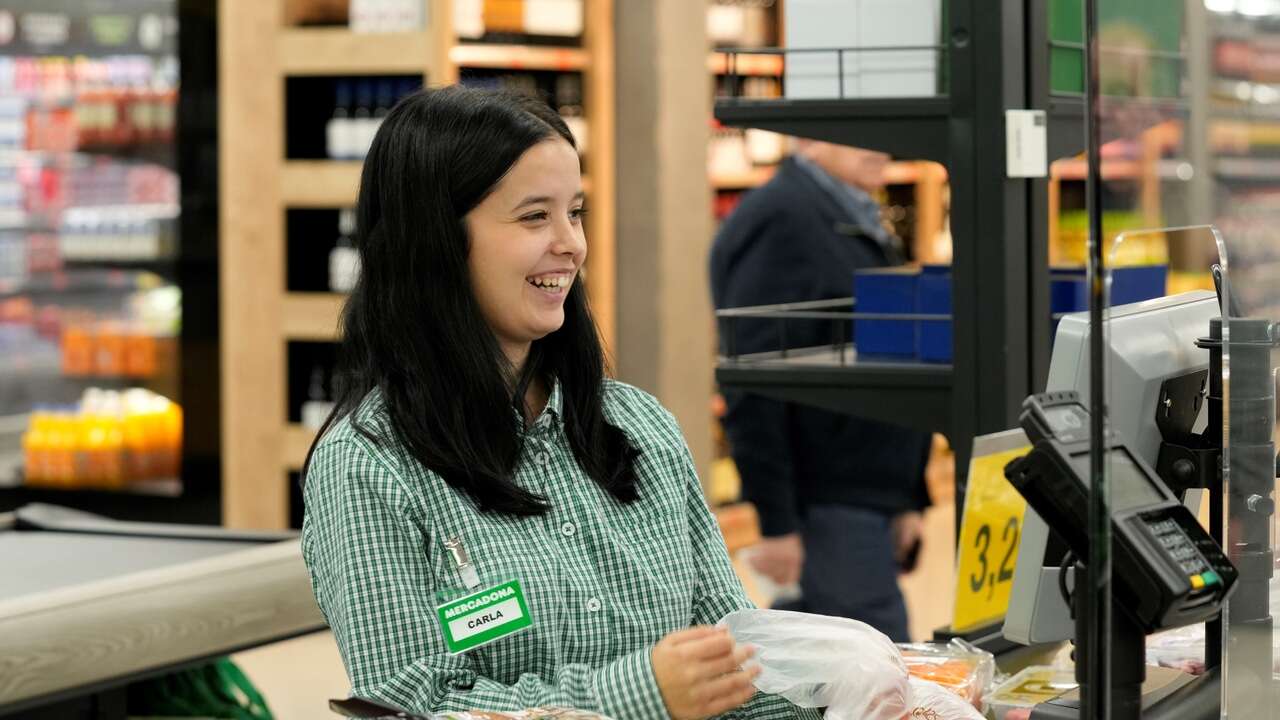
[[303, 439, 668, 720]]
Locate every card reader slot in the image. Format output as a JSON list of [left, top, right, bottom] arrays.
[[1177, 591, 1218, 611]]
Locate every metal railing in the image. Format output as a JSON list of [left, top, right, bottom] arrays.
[[716, 297, 951, 365]]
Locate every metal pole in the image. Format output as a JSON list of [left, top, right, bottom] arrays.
[[838, 49, 845, 99], [1083, 0, 1112, 717]]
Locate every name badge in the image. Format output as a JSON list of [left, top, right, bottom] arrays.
[[436, 579, 533, 654]]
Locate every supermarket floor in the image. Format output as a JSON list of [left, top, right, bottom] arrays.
[[232, 502, 957, 719]]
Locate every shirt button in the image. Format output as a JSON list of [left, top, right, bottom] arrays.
[[536, 451, 550, 466], [586, 597, 602, 613], [560, 521, 576, 537]]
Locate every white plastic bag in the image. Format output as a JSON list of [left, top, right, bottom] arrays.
[[722, 609, 910, 720]]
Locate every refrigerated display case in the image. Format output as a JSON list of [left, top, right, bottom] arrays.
[[0, 0, 219, 523]]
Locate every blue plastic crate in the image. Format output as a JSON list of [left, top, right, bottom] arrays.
[[916, 264, 952, 363], [1049, 264, 1168, 338], [853, 267, 919, 359], [1050, 267, 1088, 314], [1111, 265, 1168, 306]]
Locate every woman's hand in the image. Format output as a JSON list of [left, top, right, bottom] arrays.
[[651, 626, 759, 720]]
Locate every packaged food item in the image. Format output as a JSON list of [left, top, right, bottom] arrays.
[[908, 676, 985, 720], [897, 640, 996, 709], [987, 666, 1077, 720]]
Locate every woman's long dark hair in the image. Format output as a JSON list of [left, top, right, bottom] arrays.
[[303, 85, 639, 514]]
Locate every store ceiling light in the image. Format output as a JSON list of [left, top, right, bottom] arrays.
[[1204, 0, 1235, 12]]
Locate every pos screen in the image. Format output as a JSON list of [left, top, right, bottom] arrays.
[[1067, 448, 1165, 513]]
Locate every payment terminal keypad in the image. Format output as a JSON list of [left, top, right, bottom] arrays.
[[1146, 517, 1221, 588]]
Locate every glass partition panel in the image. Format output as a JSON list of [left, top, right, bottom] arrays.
[[1090, 0, 1280, 716]]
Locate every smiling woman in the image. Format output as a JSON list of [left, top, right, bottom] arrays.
[[298, 86, 815, 720]]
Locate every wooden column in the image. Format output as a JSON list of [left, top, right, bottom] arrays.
[[614, 0, 714, 480], [585, 0, 617, 355], [219, 0, 288, 528]]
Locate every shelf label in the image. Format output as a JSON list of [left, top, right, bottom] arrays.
[[1006, 109, 1048, 178], [952, 429, 1031, 633]]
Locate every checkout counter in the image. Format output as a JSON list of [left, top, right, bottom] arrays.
[[0, 503, 326, 719], [970, 290, 1279, 718]]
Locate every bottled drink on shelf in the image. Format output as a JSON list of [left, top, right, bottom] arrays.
[[329, 208, 360, 293], [327, 81, 356, 160], [123, 322, 158, 378], [371, 81, 393, 148], [21, 408, 50, 486], [58, 302, 172, 381], [350, 0, 424, 33], [301, 364, 337, 430], [455, 0, 485, 39], [524, 0, 584, 37], [20, 388, 184, 490], [61, 317, 95, 376], [465, 0, 584, 39], [353, 81, 376, 158], [93, 318, 128, 376]]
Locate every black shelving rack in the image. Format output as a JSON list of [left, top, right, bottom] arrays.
[[713, 0, 1183, 529], [715, 0, 1044, 525]]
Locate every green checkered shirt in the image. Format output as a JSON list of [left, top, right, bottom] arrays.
[[302, 379, 817, 720]]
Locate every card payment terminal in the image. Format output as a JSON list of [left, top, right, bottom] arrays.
[[1004, 391, 1237, 633]]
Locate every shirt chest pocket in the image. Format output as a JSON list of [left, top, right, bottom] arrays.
[[612, 446, 696, 589]]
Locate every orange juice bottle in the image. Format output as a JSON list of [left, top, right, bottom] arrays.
[[100, 394, 126, 489], [82, 411, 106, 488], [21, 412, 49, 486], [94, 320, 127, 377], [49, 412, 77, 487], [122, 395, 150, 481], [124, 327, 157, 378], [61, 323, 94, 376], [159, 398, 182, 478], [77, 390, 102, 486]]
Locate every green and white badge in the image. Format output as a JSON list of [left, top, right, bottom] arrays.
[[436, 579, 533, 654]]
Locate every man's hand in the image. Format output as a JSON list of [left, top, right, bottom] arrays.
[[652, 626, 759, 720], [746, 532, 804, 585], [891, 511, 924, 572]]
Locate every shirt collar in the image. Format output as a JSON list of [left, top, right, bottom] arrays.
[[792, 154, 898, 253], [541, 376, 563, 424], [512, 376, 563, 431]]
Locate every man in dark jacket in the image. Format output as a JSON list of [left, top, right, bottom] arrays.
[[710, 139, 932, 642]]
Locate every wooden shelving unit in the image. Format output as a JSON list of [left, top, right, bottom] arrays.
[[450, 43, 589, 71], [282, 424, 315, 472], [279, 161, 364, 207], [279, 28, 434, 75], [707, 52, 783, 77], [220, 0, 615, 528], [281, 293, 345, 341]]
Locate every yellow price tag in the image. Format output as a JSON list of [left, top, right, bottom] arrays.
[[951, 430, 1032, 633]]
